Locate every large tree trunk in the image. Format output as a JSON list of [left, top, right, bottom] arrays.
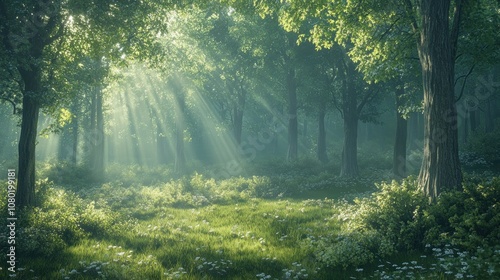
[[393, 85, 408, 177], [287, 68, 298, 160], [317, 103, 328, 163], [340, 60, 359, 177], [16, 93, 40, 208], [417, 0, 463, 200]]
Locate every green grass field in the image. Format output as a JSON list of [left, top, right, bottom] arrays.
[[0, 163, 499, 279]]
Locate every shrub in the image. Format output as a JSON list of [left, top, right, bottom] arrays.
[[464, 128, 500, 166], [306, 175, 500, 270], [424, 176, 500, 250], [358, 177, 428, 251]]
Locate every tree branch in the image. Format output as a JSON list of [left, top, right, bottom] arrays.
[[0, 97, 17, 114], [404, 0, 419, 35], [357, 88, 377, 116], [455, 64, 475, 103], [378, 16, 402, 42]]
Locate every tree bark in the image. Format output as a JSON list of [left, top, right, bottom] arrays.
[[58, 125, 71, 161], [340, 60, 359, 177], [14, 4, 48, 207], [174, 87, 186, 173], [287, 68, 298, 161], [156, 118, 168, 165], [93, 86, 105, 180], [71, 97, 79, 164], [393, 85, 408, 177], [469, 109, 477, 133], [417, 0, 463, 200], [16, 93, 40, 208], [317, 103, 328, 163], [124, 90, 141, 165], [463, 106, 469, 143], [232, 85, 246, 145], [485, 101, 494, 133]]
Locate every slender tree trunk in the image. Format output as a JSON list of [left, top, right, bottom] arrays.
[[93, 86, 105, 180], [463, 107, 469, 143], [341, 114, 359, 177], [393, 85, 408, 177], [124, 90, 141, 165], [232, 86, 246, 145], [287, 68, 298, 160], [58, 125, 70, 161], [71, 98, 79, 164], [486, 101, 494, 133], [317, 103, 328, 163], [340, 60, 359, 177], [469, 110, 477, 133], [417, 0, 463, 200], [156, 118, 168, 165], [16, 94, 40, 207], [174, 90, 186, 173]]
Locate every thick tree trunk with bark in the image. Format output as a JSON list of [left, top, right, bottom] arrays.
[[14, 5, 47, 207], [393, 86, 408, 177], [16, 93, 40, 207], [287, 68, 298, 161], [417, 0, 463, 200], [317, 103, 328, 163]]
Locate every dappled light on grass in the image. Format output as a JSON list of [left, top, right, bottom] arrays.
[[0, 165, 498, 279]]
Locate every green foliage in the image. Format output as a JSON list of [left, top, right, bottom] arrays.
[[0, 179, 119, 258], [16, 180, 87, 256], [424, 176, 500, 250], [358, 177, 428, 251], [304, 174, 500, 272], [464, 127, 500, 166]]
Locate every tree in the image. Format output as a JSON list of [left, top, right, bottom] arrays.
[[411, 0, 464, 198], [1, 0, 182, 207], [1, 0, 65, 207], [241, 0, 498, 199]]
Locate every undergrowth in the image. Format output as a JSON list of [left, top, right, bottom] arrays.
[[0, 161, 498, 279]]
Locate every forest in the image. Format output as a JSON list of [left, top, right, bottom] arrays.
[[0, 0, 499, 279]]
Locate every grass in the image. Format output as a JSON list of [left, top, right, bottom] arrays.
[[0, 160, 498, 279], [2, 197, 347, 279]]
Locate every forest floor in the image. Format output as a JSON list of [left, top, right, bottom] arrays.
[[0, 161, 499, 279]]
